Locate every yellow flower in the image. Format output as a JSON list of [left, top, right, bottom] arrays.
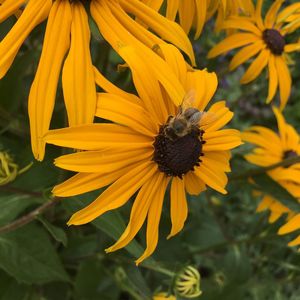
[[44, 44, 241, 264], [208, 0, 300, 109], [242, 107, 300, 246], [0, 0, 194, 161]]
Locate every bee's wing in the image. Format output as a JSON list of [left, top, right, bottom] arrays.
[[181, 89, 196, 110], [199, 111, 218, 127]]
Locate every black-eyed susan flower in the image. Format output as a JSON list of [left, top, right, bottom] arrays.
[[242, 107, 300, 247], [0, 0, 195, 161], [44, 44, 241, 264], [208, 0, 300, 109]]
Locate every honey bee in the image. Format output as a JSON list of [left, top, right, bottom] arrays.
[[164, 90, 202, 140]]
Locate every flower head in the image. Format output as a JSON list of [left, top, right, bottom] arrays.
[[45, 44, 241, 264], [242, 107, 300, 247], [175, 266, 202, 298], [0, 0, 194, 161], [208, 0, 300, 109], [153, 293, 176, 300]]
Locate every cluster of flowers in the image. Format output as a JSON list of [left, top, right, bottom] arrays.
[[1, 0, 300, 281]]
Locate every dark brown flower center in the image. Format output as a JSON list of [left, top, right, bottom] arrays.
[[263, 29, 285, 55], [153, 123, 204, 178]]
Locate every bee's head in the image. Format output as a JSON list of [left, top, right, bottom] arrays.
[[172, 119, 187, 135]]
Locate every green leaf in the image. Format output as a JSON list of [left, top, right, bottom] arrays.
[[0, 195, 38, 226], [0, 224, 69, 284], [38, 217, 68, 247], [252, 173, 300, 212], [0, 270, 28, 300], [74, 258, 119, 300]]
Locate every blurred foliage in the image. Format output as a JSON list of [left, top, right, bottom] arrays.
[[1, 1, 300, 299]]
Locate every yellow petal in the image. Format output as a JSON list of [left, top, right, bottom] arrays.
[[194, 165, 227, 194], [184, 171, 206, 195], [44, 124, 153, 150], [0, 0, 52, 79], [267, 54, 278, 103], [255, 0, 265, 31], [168, 177, 188, 239], [54, 148, 152, 173], [240, 49, 270, 84], [28, 0, 72, 161], [207, 33, 259, 58], [0, 0, 25, 22], [264, 0, 284, 28], [185, 70, 218, 112], [275, 55, 291, 110], [62, 1, 97, 126], [53, 161, 144, 197], [278, 214, 300, 235], [119, 0, 195, 65], [203, 129, 242, 151], [166, 0, 179, 21], [68, 161, 158, 226], [229, 40, 265, 71], [221, 17, 262, 36], [135, 174, 168, 264], [96, 93, 158, 136], [284, 43, 300, 53], [106, 172, 166, 253], [178, 0, 194, 35]]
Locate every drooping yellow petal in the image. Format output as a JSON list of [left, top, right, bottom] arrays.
[[207, 33, 259, 58], [135, 174, 168, 265], [44, 124, 153, 151], [0, 0, 25, 22], [240, 49, 270, 84], [68, 161, 158, 226], [119, 0, 195, 65], [178, 0, 194, 35], [229, 40, 265, 71], [166, 0, 179, 21], [168, 177, 188, 239], [96, 93, 158, 136], [28, 0, 72, 161], [62, 1, 97, 126], [106, 172, 166, 253], [273, 106, 288, 149], [0, 0, 52, 79], [267, 54, 278, 103], [275, 55, 291, 110]]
